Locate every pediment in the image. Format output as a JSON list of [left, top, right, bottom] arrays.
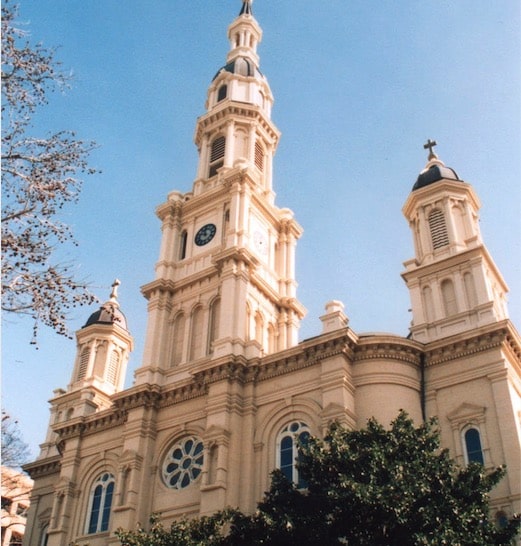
[[447, 402, 486, 423]]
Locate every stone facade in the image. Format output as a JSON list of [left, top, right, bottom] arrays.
[[23, 3, 520, 546]]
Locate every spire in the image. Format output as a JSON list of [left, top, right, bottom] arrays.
[[239, 0, 253, 16]]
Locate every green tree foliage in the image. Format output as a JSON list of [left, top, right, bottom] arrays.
[[1, 0, 97, 342], [116, 412, 519, 546]]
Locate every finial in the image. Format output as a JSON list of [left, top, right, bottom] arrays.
[[239, 0, 253, 16], [423, 139, 438, 161], [109, 279, 121, 302]]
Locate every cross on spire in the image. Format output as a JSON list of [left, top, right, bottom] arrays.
[[423, 139, 438, 160]]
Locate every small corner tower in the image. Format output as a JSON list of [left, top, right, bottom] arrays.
[[70, 279, 133, 396], [138, 1, 305, 385], [37, 281, 133, 459], [402, 141, 509, 343]]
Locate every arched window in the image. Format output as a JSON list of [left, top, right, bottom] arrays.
[[77, 347, 90, 381], [39, 524, 49, 546], [106, 350, 119, 385], [189, 306, 204, 361], [217, 85, 227, 102], [277, 422, 310, 488], [179, 230, 188, 260], [495, 511, 509, 529], [254, 140, 265, 172], [268, 324, 276, 354], [463, 427, 484, 465], [246, 303, 252, 341], [208, 298, 220, 354], [463, 272, 478, 309], [171, 313, 185, 366], [441, 279, 458, 316], [85, 473, 115, 534], [428, 208, 449, 250], [254, 311, 264, 345], [209, 136, 225, 177], [422, 285, 434, 322]]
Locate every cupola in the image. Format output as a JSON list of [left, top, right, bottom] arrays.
[[413, 139, 460, 191]]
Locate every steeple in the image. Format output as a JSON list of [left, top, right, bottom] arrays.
[[138, 2, 304, 386], [70, 280, 133, 395], [402, 143, 509, 342], [192, 0, 277, 199]]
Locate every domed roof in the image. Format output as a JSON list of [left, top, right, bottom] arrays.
[[413, 162, 460, 191], [84, 302, 128, 330], [413, 140, 460, 191], [83, 279, 128, 331], [212, 57, 263, 81]]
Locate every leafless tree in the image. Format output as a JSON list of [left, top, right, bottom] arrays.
[[1, 411, 30, 470], [1, 0, 98, 341]]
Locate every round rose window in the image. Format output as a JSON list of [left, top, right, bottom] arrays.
[[162, 436, 204, 489]]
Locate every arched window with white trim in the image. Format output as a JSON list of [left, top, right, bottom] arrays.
[[428, 208, 449, 250], [207, 298, 221, 355], [77, 347, 90, 381], [85, 473, 115, 534], [463, 272, 478, 309], [171, 312, 185, 367], [422, 285, 434, 322], [276, 422, 310, 488], [217, 85, 227, 102], [189, 306, 204, 361], [179, 230, 188, 260], [106, 349, 119, 385], [208, 136, 225, 177], [463, 427, 484, 465], [441, 279, 458, 316]]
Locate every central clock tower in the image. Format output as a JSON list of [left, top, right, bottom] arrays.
[[136, 1, 305, 386]]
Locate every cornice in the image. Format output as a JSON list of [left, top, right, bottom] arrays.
[[424, 321, 520, 366], [254, 334, 354, 383], [23, 456, 61, 480], [195, 104, 280, 145], [112, 383, 162, 411], [140, 278, 176, 301], [354, 335, 422, 365], [52, 408, 128, 441], [159, 380, 208, 408]]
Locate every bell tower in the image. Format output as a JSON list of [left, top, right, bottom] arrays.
[[402, 141, 509, 343], [137, 0, 305, 386], [37, 280, 133, 459]]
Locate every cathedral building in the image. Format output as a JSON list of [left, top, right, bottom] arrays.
[[23, 2, 520, 545]]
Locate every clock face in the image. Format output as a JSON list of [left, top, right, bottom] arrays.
[[194, 223, 217, 246], [253, 230, 268, 255]]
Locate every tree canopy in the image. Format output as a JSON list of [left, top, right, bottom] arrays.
[[1, 0, 97, 342], [116, 412, 519, 546]]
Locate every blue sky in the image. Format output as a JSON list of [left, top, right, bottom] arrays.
[[2, 0, 520, 459]]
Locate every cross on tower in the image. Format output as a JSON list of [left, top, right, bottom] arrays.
[[423, 139, 438, 160], [110, 279, 121, 301]]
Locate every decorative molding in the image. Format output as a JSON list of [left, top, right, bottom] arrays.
[[425, 326, 510, 366], [23, 456, 61, 479]]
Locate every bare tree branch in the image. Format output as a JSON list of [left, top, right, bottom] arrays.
[[1, 0, 99, 341]]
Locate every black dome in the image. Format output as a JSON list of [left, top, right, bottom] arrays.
[[84, 302, 128, 330], [413, 163, 460, 191], [212, 57, 262, 81]]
